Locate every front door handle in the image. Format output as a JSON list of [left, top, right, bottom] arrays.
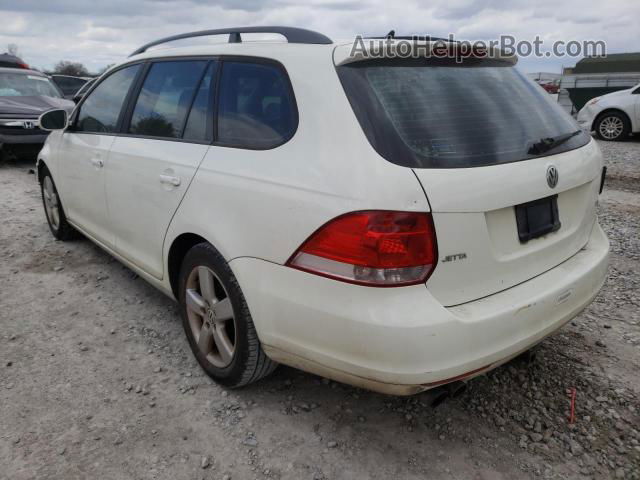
[[159, 174, 181, 187], [90, 158, 104, 168]]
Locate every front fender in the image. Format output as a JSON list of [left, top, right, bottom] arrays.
[[37, 131, 63, 181], [594, 100, 636, 130]]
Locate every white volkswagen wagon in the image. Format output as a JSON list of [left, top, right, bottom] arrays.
[[37, 27, 609, 396]]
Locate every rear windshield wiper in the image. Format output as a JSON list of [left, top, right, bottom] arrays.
[[527, 130, 582, 155]]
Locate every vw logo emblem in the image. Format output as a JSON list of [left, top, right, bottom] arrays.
[[546, 165, 559, 189], [23, 121, 36, 130]]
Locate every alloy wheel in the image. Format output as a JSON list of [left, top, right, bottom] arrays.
[[599, 116, 624, 140], [185, 266, 236, 368], [43, 176, 60, 230]]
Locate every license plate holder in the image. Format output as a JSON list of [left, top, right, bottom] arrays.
[[515, 195, 561, 243]]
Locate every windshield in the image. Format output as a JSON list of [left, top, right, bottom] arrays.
[[338, 58, 590, 168], [0, 73, 62, 98]]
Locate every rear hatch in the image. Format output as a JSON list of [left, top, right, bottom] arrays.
[[412, 145, 601, 306], [335, 41, 602, 306]]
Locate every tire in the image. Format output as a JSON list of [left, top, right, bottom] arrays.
[[594, 111, 631, 141], [40, 168, 77, 240], [178, 242, 277, 388]]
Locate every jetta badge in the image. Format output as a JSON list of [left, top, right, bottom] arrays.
[[22, 121, 36, 129], [546, 165, 559, 189]]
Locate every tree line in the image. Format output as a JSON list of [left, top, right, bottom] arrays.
[[4, 44, 113, 77], [47, 60, 115, 77]]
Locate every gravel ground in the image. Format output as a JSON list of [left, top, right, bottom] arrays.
[[1, 137, 639, 480], [600, 136, 640, 193]]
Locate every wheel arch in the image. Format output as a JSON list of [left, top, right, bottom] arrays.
[[592, 108, 632, 132], [167, 232, 210, 299], [36, 159, 49, 184], [36, 137, 57, 183], [37, 158, 74, 222]]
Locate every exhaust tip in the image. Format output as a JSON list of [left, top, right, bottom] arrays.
[[427, 388, 450, 408], [448, 381, 467, 398], [422, 381, 467, 408]]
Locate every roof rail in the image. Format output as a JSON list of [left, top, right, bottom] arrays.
[[130, 26, 332, 56], [368, 32, 455, 43]]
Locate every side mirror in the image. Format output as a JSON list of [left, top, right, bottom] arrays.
[[39, 109, 68, 131], [72, 93, 84, 104]]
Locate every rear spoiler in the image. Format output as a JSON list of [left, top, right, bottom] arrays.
[[333, 38, 518, 67]]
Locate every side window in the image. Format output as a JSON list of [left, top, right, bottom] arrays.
[[183, 62, 217, 142], [217, 61, 297, 149], [56, 77, 86, 96], [129, 60, 207, 139], [76, 65, 140, 133], [68, 77, 88, 93], [53, 77, 71, 94]]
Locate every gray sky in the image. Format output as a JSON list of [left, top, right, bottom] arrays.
[[1, 0, 638, 74]]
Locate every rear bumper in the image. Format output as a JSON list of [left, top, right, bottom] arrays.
[[231, 222, 609, 395]]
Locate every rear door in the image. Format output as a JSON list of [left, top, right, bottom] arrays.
[[58, 64, 141, 247], [104, 60, 216, 278], [336, 52, 602, 306]]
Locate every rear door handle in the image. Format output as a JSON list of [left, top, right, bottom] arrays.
[[159, 174, 181, 187], [90, 158, 104, 168]]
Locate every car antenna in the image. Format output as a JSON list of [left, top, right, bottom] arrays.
[[386, 30, 395, 39]]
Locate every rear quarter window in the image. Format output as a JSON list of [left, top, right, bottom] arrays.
[[217, 61, 297, 149]]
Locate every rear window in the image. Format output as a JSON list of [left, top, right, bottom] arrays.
[[338, 58, 590, 168], [183, 62, 216, 142], [129, 60, 209, 139]]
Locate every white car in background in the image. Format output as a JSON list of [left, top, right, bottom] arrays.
[[36, 27, 609, 397], [577, 84, 640, 141]]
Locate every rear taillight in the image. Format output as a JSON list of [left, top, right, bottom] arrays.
[[18, 62, 29, 69], [286, 211, 437, 287]]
